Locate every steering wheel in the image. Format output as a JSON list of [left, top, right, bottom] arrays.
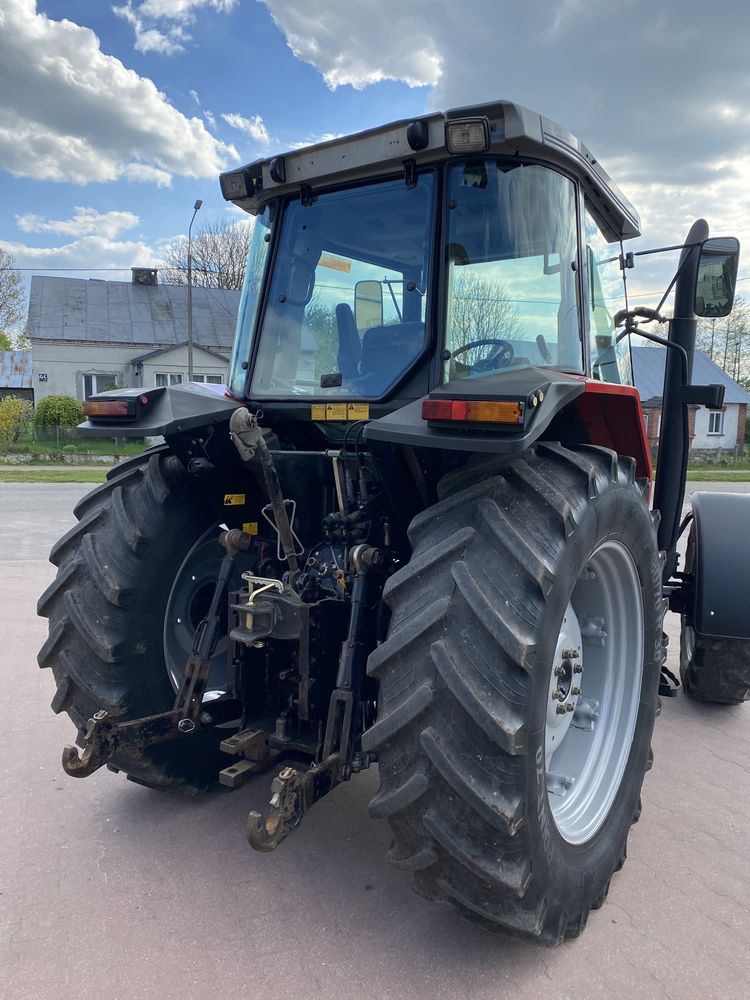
[[450, 338, 515, 373]]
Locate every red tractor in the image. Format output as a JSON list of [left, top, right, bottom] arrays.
[[39, 100, 746, 943]]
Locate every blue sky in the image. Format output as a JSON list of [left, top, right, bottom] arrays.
[[1, 0, 749, 318]]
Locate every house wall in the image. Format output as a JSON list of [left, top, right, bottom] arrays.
[[31, 341, 229, 402], [31, 342, 135, 401], [139, 345, 228, 386], [691, 404, 739, 451]]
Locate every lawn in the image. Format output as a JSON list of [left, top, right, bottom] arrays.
[[0, 468, 108, 484], [6, 428, 147, 459]]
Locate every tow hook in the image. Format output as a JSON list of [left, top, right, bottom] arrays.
[[246, 754, 340, 852]]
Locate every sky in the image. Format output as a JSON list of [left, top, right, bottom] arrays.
[[1, 0, 749, 323]]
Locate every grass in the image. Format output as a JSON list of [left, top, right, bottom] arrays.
[[6, 428, 146, 458], [686, 471, 750, 482], [0, 468, 108, 484]]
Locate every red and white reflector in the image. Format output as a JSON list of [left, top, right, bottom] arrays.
[[421, 399, 523, 424]]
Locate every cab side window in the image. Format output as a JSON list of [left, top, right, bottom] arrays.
[[584, 207, 633, 384]]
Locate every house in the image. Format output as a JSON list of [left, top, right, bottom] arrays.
[[26, 269, 241, 401], [0, 350, 33, 401], [632, 346, 749, 459]]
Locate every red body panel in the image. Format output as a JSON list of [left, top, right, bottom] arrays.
[[575, 381, 652, 481]]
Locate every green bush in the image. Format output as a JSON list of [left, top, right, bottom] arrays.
[[0, 396, 27, 451], [34, 395, 83, 432]]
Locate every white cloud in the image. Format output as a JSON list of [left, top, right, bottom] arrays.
[[288, 132, 344, 150], [259, 1, 441, 89], [0, 0, 238, 186], [139, 0, 236, 19], [16, 208, 141, 240], [115, 0, 237, 52], [0, 234, 160, 274], [113, 2, 188, 55], [190, 89, 216, 129], [222, 113, 271, 145], [260, 0, 750, 265]]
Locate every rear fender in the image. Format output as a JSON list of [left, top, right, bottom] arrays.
[[689, 491, 750, 640]]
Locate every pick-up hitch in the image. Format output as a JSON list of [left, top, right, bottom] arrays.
[[61, 527, 254, 778]]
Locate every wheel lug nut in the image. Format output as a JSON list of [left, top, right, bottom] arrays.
[[571, 686, 581, 696], [554, 665, 565, 677], [573, 664, 583, 674], [565, 703, 575, 713], [556, 705, 567, 715]]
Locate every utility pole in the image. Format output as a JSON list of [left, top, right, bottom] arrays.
[[186, 199, 202, 383]]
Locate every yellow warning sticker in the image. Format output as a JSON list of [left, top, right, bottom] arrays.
[[223, 493, 246, 506], [310, 403, 370, 421], [346, 402, 370, 420], [242, 521, 258, 535]]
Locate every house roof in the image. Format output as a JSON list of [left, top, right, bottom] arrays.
[[632, 346, 750, 405], [130, 341, 230, 364], [27, 275, 240, 350], [0, 350, 32, 389]]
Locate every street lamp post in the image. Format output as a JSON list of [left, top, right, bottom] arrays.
[[186, 198, 202, 383]]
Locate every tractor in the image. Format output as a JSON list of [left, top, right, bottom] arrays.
[[38, 100, 748, 944]]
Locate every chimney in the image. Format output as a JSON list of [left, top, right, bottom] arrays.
[[131, 267, 158, 286]]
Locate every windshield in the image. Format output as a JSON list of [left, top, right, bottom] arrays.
[[248, 174, 435, 399], [443, 160, 583, 381]]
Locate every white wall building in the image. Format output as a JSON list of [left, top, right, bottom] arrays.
[[27, 270, 240, 402]]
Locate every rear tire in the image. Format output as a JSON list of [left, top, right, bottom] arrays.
[[364, 444, 663, 943], [37, 450, 232, 792], [680, 530, 750, 704]]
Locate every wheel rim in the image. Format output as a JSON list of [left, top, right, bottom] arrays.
[[163, 525, 252, 696], [545, 540, 644, 845]]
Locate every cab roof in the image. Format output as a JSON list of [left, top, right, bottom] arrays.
[[220, 99, 640, 242]]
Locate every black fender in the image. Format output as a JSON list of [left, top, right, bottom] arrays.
[[689, 491, 750, 640], [76, 382, 241, 439], [364, 367, 584, 455]]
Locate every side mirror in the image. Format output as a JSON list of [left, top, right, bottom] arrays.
[[354, 280, 383, 332], [694, 237, 740, 317]]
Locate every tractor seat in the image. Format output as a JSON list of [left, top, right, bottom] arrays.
[[358, 322, 424, 390]]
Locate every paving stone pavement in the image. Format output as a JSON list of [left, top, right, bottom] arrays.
[[1, 483, 749, 1000]]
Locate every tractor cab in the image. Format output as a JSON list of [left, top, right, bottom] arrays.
[[220, 101, 641, 415]]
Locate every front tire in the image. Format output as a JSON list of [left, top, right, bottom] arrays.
[[363, 444, 663, 943], [37, 450, 236, 792]]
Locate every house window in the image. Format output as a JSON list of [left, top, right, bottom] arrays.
[[643, 413, 648, 433], [708, 410, 725, 435], [191, 373, 224, 384], [83, 373, 118, 398], [155, 372, 183, 387]]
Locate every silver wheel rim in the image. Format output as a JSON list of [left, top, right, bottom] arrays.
[[545, 540, 644, 845]]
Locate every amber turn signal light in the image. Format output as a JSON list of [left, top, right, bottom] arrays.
[[421, 399, 523, 424]]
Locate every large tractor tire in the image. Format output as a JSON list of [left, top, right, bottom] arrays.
[[680, 530, 750, 704], [37, 449, 243, 792], [364, 444, 663, 944]]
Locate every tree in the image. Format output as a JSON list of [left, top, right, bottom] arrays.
[[447, 270, 520, 352], [161, 217, 253, 290], [0, 248, 26, 337], [697, 296, 750, 388], [0, 331, 12, 351]]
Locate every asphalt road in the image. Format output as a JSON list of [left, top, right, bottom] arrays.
[[2, 481, 750, 1000]]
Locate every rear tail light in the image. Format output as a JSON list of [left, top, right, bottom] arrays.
[[83, 400, 131, 417], [421, 399, 523, 424]]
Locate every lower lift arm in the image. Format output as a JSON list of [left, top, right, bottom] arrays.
[[61, 528, 254, 778]]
